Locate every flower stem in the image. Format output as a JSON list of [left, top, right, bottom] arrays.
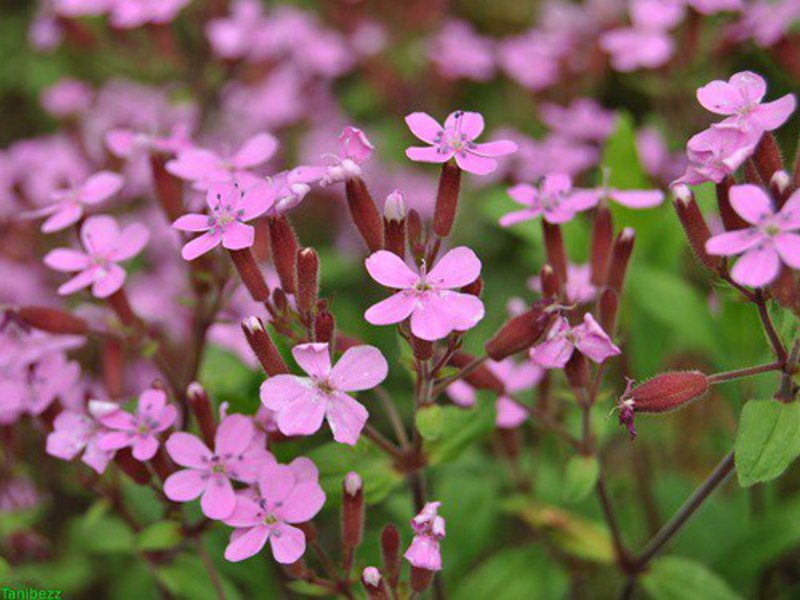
[[754, 290, 788, 363], [430, 354, 487, 396], [195, 535, 227, 600], [707, 361, 783, 384], [362, 424, 404, 461]]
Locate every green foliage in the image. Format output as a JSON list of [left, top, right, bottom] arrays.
[[199, 345, 262, 414], [735, 400, 800, 487], [563, 455, 600, 504], [601, 111, 649, 190], [642, 556, 741, 600], [136, 521, 184, 551], [157, 554, 240, 600], [426, 398, 496, 465], [416, 404, 445, 440]]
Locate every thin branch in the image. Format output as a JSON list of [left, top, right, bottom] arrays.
[[374, 385, 410, 448], [707, 361, 783, 384], [362, 424, 404, 461], [754, 290, 788, 363], [430, 354, 487, 396]]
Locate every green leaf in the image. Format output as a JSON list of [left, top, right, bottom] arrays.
[[416, 404, 444, 441], [158, 554, 240, 600], [286, 581, 332, 597], [563, 455, 600, 504], [426, 399, 495, 465], [136, 520, 184, 551], [735, 400, 800, 487], [600, 111, 649, 190], [642, 556, 741, 600], [200, 345, 261, 414]]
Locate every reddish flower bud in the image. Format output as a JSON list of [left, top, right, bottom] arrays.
[[16, 306, 89, 336], [114, 448, 151, 485], [342, 471, 364, 550], [229, 248, 270, 301], [716, 176, 749, 231], [540, 264, 560, 299], [150, 155, 184, 222], [461, 276, 483, 298], [361, 567, 390, 600], [598, 287, 619, 335], [314, 310, 336, 344], [383, 191, 407, 259], [753, 131, 784, 185], [606, 228, 634, 294], [381, 523, 402, 588], [345, 177, 384, 252], [672, 185, 723, 273], [564, 352, 589, 391], [241, 316, 289, 376], [433, 161, 462, 238], [268, 215, 299, 294], [188, 381, 216, 447], [411, 336, 434, 361], [297, 248, 319, 315], [590, 204, 613, 287], [449, 352, 504, 394], [407, 209, 424, 258], [150, 446, 174, 483], [769, 265, 799, 310], [542, 221, 568, 286], [410, 566, 434, 593], [102, 339, 124, 399], [744, 159, 763, 186], [485, 298, 556, 361], [771, 170, 793, 208]]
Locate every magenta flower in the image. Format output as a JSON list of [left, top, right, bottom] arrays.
[[364, 247, 485, 341], [166, 133, 277, 190], [260, 343, 388, 445], [428, 20, 495, 82], [40, 77, 93, 119], [501, 173, 595, 226], [538, 99, 615, 143], [697, 71, 796, 134], [97, 388, 177, 461], [572, 184, 664, 210], [172, 181, 273, 260], [530, 314, 620, 369], [294, 126, 374, 187], [404, 111, 518, 175], [223, 463, 326, 563], [109, 0, 192, 29], [404, 501, 446, 571], [46, 400, 118, 474], [164, 414, 271, 520], [679, 126, 759, 185], [44, 215, 149, 298], [27, 171, 123, 233], [705, 184, 800, 287]]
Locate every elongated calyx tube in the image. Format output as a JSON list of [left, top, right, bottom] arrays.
[[716, 176, 749, 231], [297, 248, 319, 315], [268, 215, 299, 294], [362, 567, 390, 600], [449, 352, 504, 394], [618, 371, 709, 439], [606, 227, 634, 294], [410, 566, 434, 593], [346, 177, 384, 252], [229, 248, 271, 302], [241, 316, 288, 376], [150, 155, 184, 223], [485, 298, 556, 361], [539, 264, 559, 299], [672, 184, 723, 273], [114, 448, 151, 484], [15, 306, 89, 335], [342, 471, 364, 550], [542, 221, 568, 286], [187, 381, 216, 447], [433, 161, 462, 238], [383, 190, 407, 259], [753, 131, 784, 186], [380, 523, 401, 588], [590, 204, 613, 287]]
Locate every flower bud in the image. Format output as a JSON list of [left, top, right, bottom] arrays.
[[16, 306, 89, 335], [485, 298, 556, 361], [150, 446, 174, 483], [268, 215, 299, 294], [114, 448, 151, 485], [345, 177, 384, 252], [314, 310, 335, 344], [384, 190, 406, 222], [590, 204, 613, 287], [598, 287, 619, 335], [407, 209, 424, 258], [410, 566, 434, 593], [433, 161, 462, 238], [539, 264, 560, 299], [606, 228, 634, 294], [297, 248, 319, 316], [361, 567, 390, 600], [564, 352, 589, 391], [102, 339, 124, 399], [342, 471, 364, 550], [449, 352, 504, 394], [461, 276, 483, 298], [187, 382, 216, 447], [542, 221, 568, 286], [229, 248, 270, 301], [383, 191, 407, 259], [380, 523, 401, 587], [241, 316, 289, 376], [753, 131, 784, 186], [150, 155, 184, 222], [673, 188, 723, 272], [771, 170, 792, 208], [716, 176, 749, 231], [411, 336, 434, 361]]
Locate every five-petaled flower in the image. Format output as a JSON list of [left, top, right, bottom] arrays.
[[501, 173, 594, 226], [44, 215, 149, 298], [46, 400, 119, 474], [530, 313, 620, 369], [405, 110, 517, 175], [260, 342, 388, 445], [705, 184, 800, 287], [295, 126, 374, 187], [404, 501, 446, 571], [364, 247, 485, 341], [223, 462, 326, 564], [97, 388, 177, 461]]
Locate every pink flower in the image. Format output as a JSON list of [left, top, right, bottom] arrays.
[[538, 99, 616, 143], [166, 133, 277, 190], [729, 0, 800, 48], [428, 20, 495, 82], [697, 71, 796, 134], [364, 247, 485, 341], [705, 184, 800, 287], [501, 173, 595, 226], [44, 215, 149, 298], [172, 181, 273, 260], [530, 314, 620, 369], [106, 124, 193, 159], [97, 388, 177, 461], [497, 31, 563, 92], [223, 463, 325, 563], [260, 343, 388, 445], [109, 0, 192, 29], [679, 126, 759, 185], [26, 171, 123, 233], [404, 111, 518, 175], [572, 184, 665, 210], [404, 502, 445, 571], [529, 263, 597, 305], [293, 126, 374, 187], [636, 127, 688, 184], [164, 414, 271, 519], [0, 352, 81, 424], [40, 78, 93, 119], [46, 400, 118, 474]]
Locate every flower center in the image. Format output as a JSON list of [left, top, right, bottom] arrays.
[[434, 111, 476, 156]]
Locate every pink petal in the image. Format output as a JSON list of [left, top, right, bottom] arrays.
[[44, 248, 90, 272], [260, 375, 314, 412], [573, 314, 620, 364], [427, 246, 482, 289], [499, 209, 539, 227], [729, 71, 767, 105], [100, 409, 137, 431], [365, 292, 417, 326], [507, 183, 537, 208], [404, 535, 441, 571], [610, 190, 664, 209], [729, 184, 774, 224], [201, 476, 236, 519], [774, 233, 800, 269], [225, 525, 270, 562], [181, 229, 223, 261], [280, 482, 326, 523], [275, 393, 327, 437], [231, 133, 278, 169], [731, 245, 781, 287], [440, 291, 485, 332], [42, 204, 83, 233], [752, 95, 796, 131], [258, 464, 295, 504], [329, 345, 388, 392], [445, 110, 484, 139], [132, 436, 159, 461], [215, 414, 254, 456], [57, 269, 96, 296], [569, 190, 602, 212], [105, 129, 137, 158], [405, 146, 452, 163], [455, 151, 497, 175], [81, 215, 120, 256], [238, 181, 275, 220], [705, 228, 762, 256], [166, 432, 212, 468], [91, 264, 126, 298], [80, 172, 124, 204], [326, 392, 368, 445], [365, 251, 419, 289], [138, 388, 167, 420], [173, 214, 212, 232], [113, 223, 149, 261], [269, 523, 306, 564], [409, 291, 483, 341], [505, 362, 545, 392], [164, 469, 208, 501], [496, 396, 528, 429], [471, 140, 518, 157], [153, 405, 178, 432], [778, 190, 800, 229], [405, 113, 443, 144], [224, 497, 264, 528], [167, 150, 223, 182], [288, 457, 319, 483], [542, 172, 573, 196], [291, 343, 332, 379], [697, 81, 744, 116], [221, 222, 255, 250], [530, 322, 574, 369], [97, 431, 134, 451], [446, 380, 476, 407]]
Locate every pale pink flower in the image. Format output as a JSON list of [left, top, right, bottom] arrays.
[[529, 263, 597, 305], [705, 184, 800, 287], [572, 183, 664, 210], [678, 126, 759, 185], [109, 0, 192, 29], [40, 78, 93, 119], [44, 215, 149, 298], [728, 0, 800, 48], [46, 400, 119, 474], [293, 126, 374, 187], [206, 0, 265, 60], [530, 314, 620, 369], [260, 343, 388, 445], [172, 181, 273, 260], [501, 173, 595, 226], [497, 31, 563, 92], [223, 463, 325, 563], [164, 414, 272, 519], [364, 247, 485, 341], [538, 99, 615, 143], [106, 124, 193, 159], [166, 133, 277, 190], [97, 388, 177, 461], [636, 127, 688, 183], [26, 171, 124, 233], [404, 502, 445, 571], [53, 0, 111, 17], [697, 71, 796, 134], [428, 20, 495, 82], [404, 111, 518, 175]]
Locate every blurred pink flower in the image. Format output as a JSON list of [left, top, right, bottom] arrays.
[[97, 388, 176, 461], [364, 247, 485, 341], [688, 0, 742, 14], [109, 0, 192, 29], [44, 215, 149, 298], [497, 30, 564, 91], [429, 20, 495, 82], [705, 184, 800, 287], [678, 126, 759, 185], [538, 99, 616, 143], [404, 501, 445, 571], [294, 126, 374, 187], [52, 0, 111, 17], [260, 342, 388, 445], [106, 124, 193, 160], [529, 263, 597, 305], [46, 399, 119, 474], [530, 313, 620, 369], [223, 463, 325, 563], [572, 183, 664, 209], [728, 0, 800, 47], [405, 111, 517, 175], [40, 78, 93, 119], [636, 127, 688, 183], [501, 173, 595, 226]]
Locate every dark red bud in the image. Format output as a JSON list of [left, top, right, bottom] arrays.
[[268, 215, 299, 294], [433, 161, 462, 238], [771, 170, 793, 208], [590, 204, 613, 287], [361, 567, 390, 600], [241, 316, 289, 376], [297, 248, 319, 315], [540, 264, 560, 299], [102, 339, 125, 400], [383, 192, 407, 259], [314, 310, 336, 344], [716, 176, 749, 231], [753, 132, 784, 185], [114, 448, 151, 485], [16, 306, 89, 335], [407, 209, 424, 258], [150, 446, 174, 483], [150, 155, 184, 222], [564, 352, 589, 391], [598, 288, 619, 335], [673, 185, 723, 273], [542, 221, 568, 286], [342, 472, 364, 550], [345, 177, 384, 252], [606, 228, 634, 294], [380, 523, 401, 587], [485, 298, 556, 361], [187, 382, 216, 447], [410, 566, 434, 593], [107, 289, 140, 329], [461, 276, 483, 298], [449, 352, 504, 394], [229, 248, 270, 302], [627, 371, 709, 414]]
